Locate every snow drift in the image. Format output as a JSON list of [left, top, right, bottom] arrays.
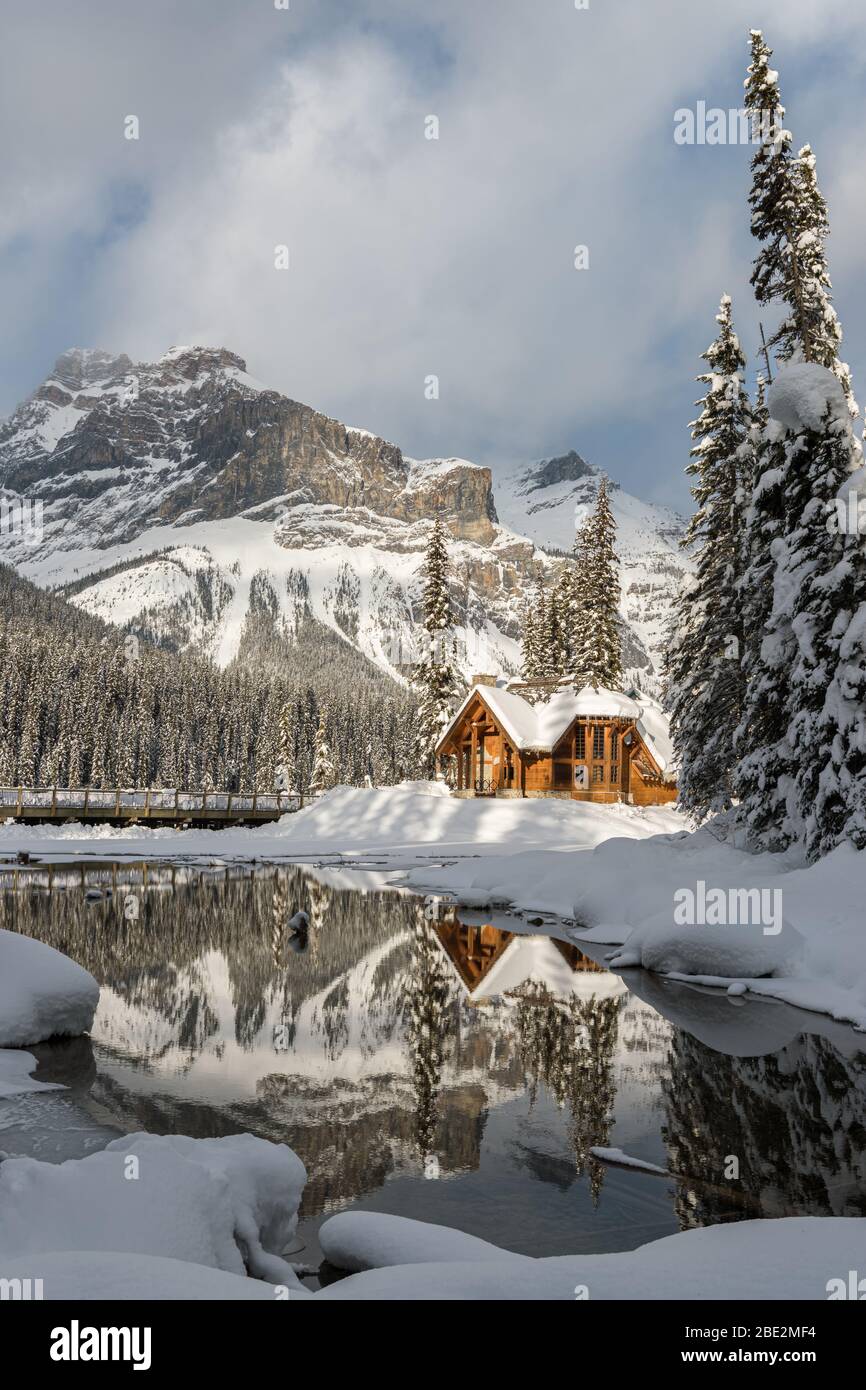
[[0, 1132, 307, 1289], [0, 929, 99, 1047]]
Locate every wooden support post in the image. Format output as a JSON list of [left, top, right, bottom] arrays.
[[470, 725, 478, 794]]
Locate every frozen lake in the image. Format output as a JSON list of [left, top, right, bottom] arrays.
[[3, 860, 866, 1277]]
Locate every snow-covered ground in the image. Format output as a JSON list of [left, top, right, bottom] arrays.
[[0, 780, 684, 865]]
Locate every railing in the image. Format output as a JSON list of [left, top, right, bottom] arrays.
[[473, 778, 498, 794], [0, 787, 309, 824]]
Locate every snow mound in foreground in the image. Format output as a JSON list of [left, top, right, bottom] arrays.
[[0, 1132, 306, 1289], [0, 929, 99, 1047], [315, 1213, 865, 1301], [608, 910, 804, 980], [767, 361, 848, 432], [0, 1250, 304, 1301], [319, 1211, 523, 1273]]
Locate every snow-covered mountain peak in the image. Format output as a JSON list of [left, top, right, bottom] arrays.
[[0, 347, 689, 685]]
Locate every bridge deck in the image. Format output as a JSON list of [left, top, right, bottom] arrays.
[[0, 788, 304, 828]]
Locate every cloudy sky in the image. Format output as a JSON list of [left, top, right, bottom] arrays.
[[2, 0, 866, 509]]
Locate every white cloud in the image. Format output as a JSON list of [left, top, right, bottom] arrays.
[[3, 0, 866, 504]]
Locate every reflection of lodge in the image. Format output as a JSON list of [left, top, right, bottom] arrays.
[[435, 680, 677, 805], [432, 913, 622, 1004]]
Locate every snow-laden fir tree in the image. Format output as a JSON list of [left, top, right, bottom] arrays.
[[665, 295, 753, 817], [578, 480, 622, 688], [520, 591, 540, 683], [745, 31, 855, 407], [276, 697, 296, 793], [732, 372, 791, 843], [569, 521, 595, 686], [737, 30, 865, 856], [309, 710, 336, 794], [551, 566, 574, 674], [413, 517, 462, 775], [766, 364, 866, 858]]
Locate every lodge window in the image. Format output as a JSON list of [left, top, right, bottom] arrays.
[[610, 763, 619, 784], [575, 725, 585, 758], [592, 765, 604, 784], [592, 727, 604, 760], [611, 729, 619, 757]]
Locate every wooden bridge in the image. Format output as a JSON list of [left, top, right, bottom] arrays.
[[0, 787, 307, 829]]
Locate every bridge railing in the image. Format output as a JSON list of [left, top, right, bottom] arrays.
[[0, 788, 309, 818]]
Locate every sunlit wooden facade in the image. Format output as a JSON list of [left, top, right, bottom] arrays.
[[435, 681, 677, 806]]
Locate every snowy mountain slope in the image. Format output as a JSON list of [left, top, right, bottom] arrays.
[[0, 349, 686, 681], [497, 451, 693, 675]]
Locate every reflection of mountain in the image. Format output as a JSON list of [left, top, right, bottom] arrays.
[[8, 870, 644, 1216], [662, 1029, 866, 1227], [12, 868, 863, 1238]]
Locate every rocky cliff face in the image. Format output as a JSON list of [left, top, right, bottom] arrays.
[[0, 346, 684, 681]]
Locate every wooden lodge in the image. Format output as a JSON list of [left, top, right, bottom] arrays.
[[435, 678, 677, 806]]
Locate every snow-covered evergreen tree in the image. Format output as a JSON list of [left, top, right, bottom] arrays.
[[737, 31, 865, 856], [569, 521, 595, 686], [665, 296, 753, 816], [309, 710, 336, 794], [276, 698, 296, 793], [767, 365, 866, 857], [579, 480, 622, 688], [745, 31, 855, 406], [413, 518, 462, 775]]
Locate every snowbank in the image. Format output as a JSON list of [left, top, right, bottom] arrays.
[[319, 1211, 521, 1273], [570, 828, 866, 1027], [0, 1132, 307, 1289], [0, 929, 99, 1047], [0, 1251, 300, 1301], [315, 1212, 865, 1301], [607, 910, 804, 979]]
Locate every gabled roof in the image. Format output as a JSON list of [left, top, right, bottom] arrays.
[[436, 682, 647, 755]]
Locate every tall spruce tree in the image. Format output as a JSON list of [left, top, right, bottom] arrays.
[[309, 710, 336, 793], [737, 29, 865, 856], [768, 365, 866, 857], [570, 520, 595, 686], [665, 295, 753, 816], [579, 480, 622, 688], [413, 518, 461, 776]]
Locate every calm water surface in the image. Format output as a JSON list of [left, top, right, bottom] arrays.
[[3, 861, 866, 1269]]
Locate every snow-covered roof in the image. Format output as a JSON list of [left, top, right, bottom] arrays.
[[437, 682, 672, 765], [633, 692, 674, 775]]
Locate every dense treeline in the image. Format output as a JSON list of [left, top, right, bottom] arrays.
[[0, 564, 421, 790]]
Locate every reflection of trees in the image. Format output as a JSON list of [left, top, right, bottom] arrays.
[[403, 908, 453, 1161], [662, 1029, 866, 1227], [513, 985, 621, 1202]]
